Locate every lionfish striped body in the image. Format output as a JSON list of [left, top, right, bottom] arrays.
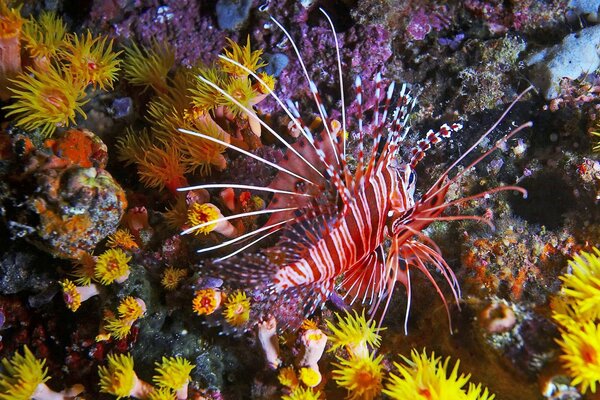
[[180, 10, 530, 329]]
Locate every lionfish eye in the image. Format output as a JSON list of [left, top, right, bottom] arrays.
[[408, 170, 416, 186]]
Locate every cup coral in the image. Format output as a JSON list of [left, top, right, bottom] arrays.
[[222, 290, 251, 327], [94, 248, 131, 285], [106, 228, 139, 251], [59, 279, 100, 312], [185, 202, 237, 238], [21, 12, 66, 70], [192, 288, 223, 316], [0, 346, 84, 400], [60, 31, 121, 90], [552, 247, 600, 394], [152, 356, 195, 400], [326, 310, 384, 359], [556, 321, 600, 394], [559, 247, 600, 322], [123, 40, 174, 94], [281, 387, 321, 400], [4, 65, 87, 136], [103, 296, 146, 340], [383, 349, 495, 400], [98, 353, 152, 399], [161, 266, 187, 290], [332, 351, 384, 400]]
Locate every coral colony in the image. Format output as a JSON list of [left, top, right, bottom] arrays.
[[0, 1, 599, 399]]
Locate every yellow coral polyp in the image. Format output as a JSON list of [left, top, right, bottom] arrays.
[[61, 31, 121, 90], [332, 352, 384, 400], [187, 203, 221, 235], [299, 367, 321, 388], [59, 279, 82, 311], [383, 349, 495, 400], [21, 11, 66, 61], [98, 353, 136, 398], [104, 317, 133, 340], [192, 288, 221, 316], [560, 247, 600, 322], [71, 252, 96, 286], [278, 366, 299, 389], [107, 228, 139, 251], [4, 66, 87, 136], [190, 66, 226, 112], [556, 321, 600, 393], [161, 266, 187, 290], [219, 36, 266, 76], [0, 346, 50, 400], [0, 2, 23, 39], [94, 248, 131, 285], [148, 387, 176, 400], [326, 310, 384, 358], [223, 290, 251, 327], [220, 77, 256, 116], [123, 41, 175, 94], [117, 296, 146, 321], [282, 387, 322, 400], [152, 356, 195, 391]]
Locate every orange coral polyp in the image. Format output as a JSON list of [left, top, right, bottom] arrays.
[[0, 3, 23, 38], [192, 288, 222, 316]]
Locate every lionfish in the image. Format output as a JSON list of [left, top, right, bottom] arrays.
[[179, 10, 531, 331]]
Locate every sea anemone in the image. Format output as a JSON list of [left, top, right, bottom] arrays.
[[94, 248, 131, 285], [59, 279, 100, 311], [192, 288, 222, 316], [98, 353, 152, 399], [4, 65, 87, 136], [326, 310, 384, 358], [153, 356, 194, 399], [281, 387, 321, 400], [106, 228, 139, 251], [61, 31, 121, 90], [21, 11, 66, 68], [222, 290, 251, 327], [556, 321, 600, 394], [383, 349, 495, 400], [123, 40, 174, 94], [161, 266, 187, 290], [559, 247, 600, 322], [332, 352, 384, 400]]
